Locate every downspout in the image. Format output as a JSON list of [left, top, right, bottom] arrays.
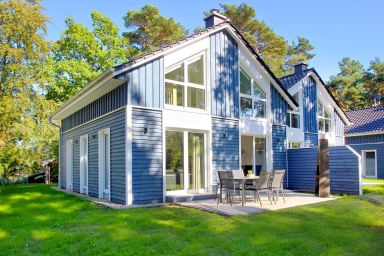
[[49, 116, 61, 187]]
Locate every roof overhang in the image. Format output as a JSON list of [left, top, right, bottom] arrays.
[[345, 131, 384, 137], [305, 70, 351, 126], [50, 69, 125, 121]]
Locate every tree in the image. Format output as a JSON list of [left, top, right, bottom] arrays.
[[285, 37, 315, 70], [0, 0, 57, 178], [363, 58, 384, 106], [328, 57, 367, 110], [46, 11, 133, 103], [210, 3, 315, 77], [123, 4, 187, 53]]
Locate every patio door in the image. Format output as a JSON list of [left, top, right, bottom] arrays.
[[65, 139, 73, 190], [241, 136, 267, 175], [166, 130, 207, 194], [80, 135, 88, 194], [363, 151, 377, 178]]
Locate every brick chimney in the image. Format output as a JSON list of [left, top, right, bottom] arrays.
[[294, 63, 308, 74], [204, 9, 229, 28]]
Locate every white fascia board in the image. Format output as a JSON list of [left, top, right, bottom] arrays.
[[305, 72, 350, 125], [50, 70, 125, 121], [345, 131, 384, 137]]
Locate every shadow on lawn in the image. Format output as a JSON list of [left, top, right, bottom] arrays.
[[1, 184, 383, 255]]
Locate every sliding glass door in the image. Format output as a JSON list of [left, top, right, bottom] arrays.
[[166, 130, 206, 193]]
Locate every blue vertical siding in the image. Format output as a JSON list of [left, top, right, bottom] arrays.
[[329, 146, 361, 194], [303, 76, 318, 133], [131, 107, 163, 204], [114, 57, 164, 109], [271, 84, 289, 125], [272, 125, 288, 185], [304, 133, 318, 148], [287, 147, 318, 191], [62, 83, 127, 132], [210, 30, 239, 119], [211, 117, 240, 187], [60, 109, 126, 204], [348, 143, 384, 179]]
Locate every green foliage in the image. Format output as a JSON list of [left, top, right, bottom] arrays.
[[216, 3, 315, 77], [46, 11, 134, 103], [123, 4, 188, 53], [1, 184, 383, 255], [0, 0, 57, 178], [328, 57, 383, 110]]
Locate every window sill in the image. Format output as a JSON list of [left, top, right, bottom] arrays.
[[240, 117, 268, 122], [164, 105, 209, 115]]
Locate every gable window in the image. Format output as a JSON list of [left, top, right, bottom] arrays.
[[240, 69, 266, 118], [318, 101, 331, 132], [165, 54, 206, 110], [287, 92, 300, 128]]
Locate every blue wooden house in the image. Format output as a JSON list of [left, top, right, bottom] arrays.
[[279, 65, 350, 148], [345, 106, 384, 179], [50, 11, 352, 205]]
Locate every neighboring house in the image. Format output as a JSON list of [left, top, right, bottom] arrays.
[[345, 106, 384, 179], [279, 65, 350, 148], [49, 11, 352, 205]]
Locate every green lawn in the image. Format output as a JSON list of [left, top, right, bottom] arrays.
[[1, 185, 383, 256], [363, 178, 384, 184]]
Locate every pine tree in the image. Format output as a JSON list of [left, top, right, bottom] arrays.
[[123, 5, 188, 53]]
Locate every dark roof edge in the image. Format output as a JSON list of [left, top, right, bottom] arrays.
[[306, 68, 351, 124]]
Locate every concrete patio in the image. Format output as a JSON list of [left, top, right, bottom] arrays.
[[175, 192, 338, 216]]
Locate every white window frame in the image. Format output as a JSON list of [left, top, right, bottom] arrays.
[[239, 68, 267, 120], [98, 128, 111, 201], [318, 101, 331, 133], [362, 150, 377, 178], [79, 135, 88, 195], [164, 52, 207, 112], [65, 139, 73, 190], [287, 110, 300, 129]]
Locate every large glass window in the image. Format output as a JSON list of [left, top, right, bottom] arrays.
[[240, 69, 267, 118], [166, 131, 184, 191], [165, 54, 206, 110], [318, 101, 331, 132]]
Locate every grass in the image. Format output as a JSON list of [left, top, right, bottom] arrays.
[[363, 182, 384, 203], [0, 185, 383, 256], [363, 178, 384, 184]]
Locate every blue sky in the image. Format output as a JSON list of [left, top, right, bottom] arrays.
[[41, 0, 384, 81]]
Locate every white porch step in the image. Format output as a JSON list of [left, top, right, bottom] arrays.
[[166, 193, 217, 203]]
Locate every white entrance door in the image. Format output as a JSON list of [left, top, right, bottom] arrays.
[[98, 129, 110, 200], [65, 139, 73, 190], [165, 130, 207, 194], [363, 151, 377, 178], [80, 135, 88, 194]]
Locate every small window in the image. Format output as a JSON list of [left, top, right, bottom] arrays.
[[290, 142, 301, 149], [240, 68, 267, 119], [318, 101, 331, 133]]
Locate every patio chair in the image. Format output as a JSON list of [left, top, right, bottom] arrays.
[[270, 170, 286, 203], [245, 171, 273, 207], [216, 170, 230, 205]]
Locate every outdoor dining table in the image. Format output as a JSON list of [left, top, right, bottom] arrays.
[[233, 176, 259, 206]]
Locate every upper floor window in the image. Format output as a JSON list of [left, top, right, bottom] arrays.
[[165, 54, 205, 110], [287, 92, 300, 128], [240, 69, 266, 118], [318, 101, 331, 132]]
